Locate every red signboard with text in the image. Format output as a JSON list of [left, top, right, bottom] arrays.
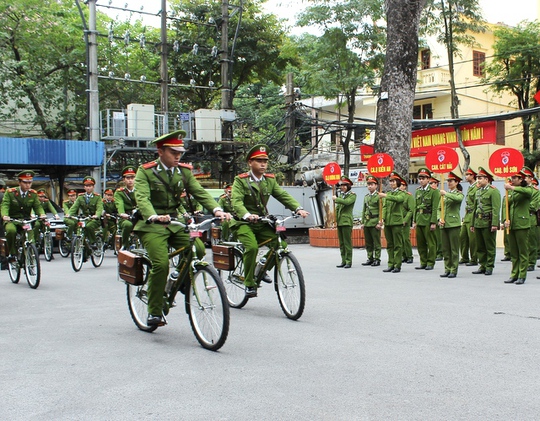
[[488, 148, 524, 178], [424, 147, 459, 174], [322, 162, 342, 185], [367, 153, 394, 178]]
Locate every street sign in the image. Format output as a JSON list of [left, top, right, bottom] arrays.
[[425, 147, 459, 174], [322, 162, 342, 185], [366, 153, 394, 178], [488, 147, 524, 178]]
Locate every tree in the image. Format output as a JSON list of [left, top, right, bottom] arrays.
[[374, 0, 427, 178], [296, 0, 386, 174], [421, 0, 485, 171], [484, 21, 540, 153]]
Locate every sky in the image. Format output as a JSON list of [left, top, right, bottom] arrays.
[[101, 0, 538, 32]]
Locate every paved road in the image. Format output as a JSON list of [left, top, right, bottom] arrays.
[[2, 245, 540, 420]]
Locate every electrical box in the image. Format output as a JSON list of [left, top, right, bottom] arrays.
[[127, 104, 155, 138], [194, 109, 222, 142]]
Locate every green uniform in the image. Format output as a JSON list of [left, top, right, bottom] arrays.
[[1, 187, 45, 255], [335, 190, 357, 266], [460, 182, 478, 264], [527, 187, 539, 268], [102, 199, 117, 247], [231, 171, 301, 288], [414, 186, 441, 267], [383, 189, 405, 270], [63, 199, 77, 238], [134, 160, 221, 317], [472, 185, 501, 273], [503, 186, 532, 280], [67, 193, 104, 244], [114, 187, 137, 249], [402, 191, 415, 262], [34, 199, 57, 242], [361, 191, 382, 263], [439, 189, 464, 275], [217, 193, 234, 242]]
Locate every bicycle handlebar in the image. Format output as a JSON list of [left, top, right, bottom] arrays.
[[146, 216, 221, 232], [260, 214, 299, 225], [9, 218, 39, 225]]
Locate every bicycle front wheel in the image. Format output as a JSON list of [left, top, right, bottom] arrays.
[[24, 243, 41, 289], [186, 266, 230, 351], [220, 248, 249, 308], [59, 238, 70, 257], [71, 236, 84, 272], [44, 233, 53, 261], [8, 256, 21, 284], [275, 252, 305, 320], [126, 259, 156, 332], [91, 235, 104, 267]]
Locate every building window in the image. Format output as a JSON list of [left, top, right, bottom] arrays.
[[473, 50, 485, 77], [421, 50, 431, 70], [413, 103, 433, 120]]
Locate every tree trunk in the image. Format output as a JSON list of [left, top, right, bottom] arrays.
[[374, 0, 426, 179]]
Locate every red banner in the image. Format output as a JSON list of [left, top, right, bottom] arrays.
[[367, 153, 394, 178], [322, 162, 342, 185], [488, 148, 524, 178], [424, 147, 459, 174]]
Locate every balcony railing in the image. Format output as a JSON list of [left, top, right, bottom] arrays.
[[417, 68, 451, 89]]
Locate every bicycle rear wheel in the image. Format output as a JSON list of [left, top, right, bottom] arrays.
[[275, 252, 305, 320], [91, 235, 104, 267], [24, 243, 41, 289], [44, 233, 53, 261], [186, 265, 230, 351], [59, 238, 70, 257], [220, 248, 249, 308], [71, 236, 84, 272], [126, 260, 156, 332], [8, 256, 21, 284]]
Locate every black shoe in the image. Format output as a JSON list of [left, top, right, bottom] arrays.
[[336, 263, 346, 268], [527, 266, 534, 271], [382, 267, 394, 272], [406, 258, 413, 264], [447, 273, 456, 278], [391, 268, 401, 273], [425, 266, 434, 270], [261, 273, 272, 284], [504, 278, 517, 283], [435, 256, 443, 261], [472, 269, 485, 274], [515, 278, 525, 284], [458, 260, 469, 265], [501, 257, 511, 262], [466, 262, 478, 266], [245, 286, 258, 298], [361, 260, 374, 266], [484, 270, 493, 276], [147, 314, 164, 327], [371, 260, 380, 267], [343, 264, 351, 268], [440, 272, 449, 278], [415, 265, 426, 270]]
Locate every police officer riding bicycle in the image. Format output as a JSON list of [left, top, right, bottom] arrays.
[[133, 130, 231, 327], [230, 144, 310, 298]]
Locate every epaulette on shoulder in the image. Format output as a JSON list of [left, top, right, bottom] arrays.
[[416, 186, 422, 190], [29, 189, 37, 193], [264, 173, 275, 178], [63, 200, 70, 204], [407, 191, 412, 195], [219, 194, 227, 198], [78, 192, 85, 196], [179, 163, 193, 170], [8, 187, 17, 193], [94, 193, 101, 197], [116, 187, 125, 192], [142, 161, 158, 169], [238, 172, 250, 179], [489, 185, 497, 189]]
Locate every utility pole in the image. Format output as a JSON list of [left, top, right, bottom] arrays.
[[284, 72, 295, 184], [160, 0, 169, 134], [220, 0, 231, 114]]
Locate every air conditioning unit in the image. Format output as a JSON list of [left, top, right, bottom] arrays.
[[194, 109, 222, 142], [127, 104, 155, 138]]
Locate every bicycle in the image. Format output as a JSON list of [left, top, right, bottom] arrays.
[[37, 218, 60, 262], [67, 215, 105, 272], [57, 225, 71, 258], [6, 218, 41, 289], [218, 214, 306, 320], [121, 217, 230, 351]]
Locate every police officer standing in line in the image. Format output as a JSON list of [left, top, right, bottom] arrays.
[[379, 172, 406, 273], [521, 167, 539, 271], [114, 166, 137, 250], [134, 131, 230, 327], [502, 169, 532, 284], [471, 167, 500, 276], [102, 188, 117, 249], [399, 177, 415, 264], [459, 168, 479, 265], [333, 175, 356, 269], [438, 172, 464, 278], [430, 177, 444, 261], [230, 144, 309, 297], [63, 189, 78, 240], [413, 168, 441, 270], [217, 184, 235, 242], [359, 175, 382, 266], [66, 176, 103, 248], [1, 171, 46, 260]]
